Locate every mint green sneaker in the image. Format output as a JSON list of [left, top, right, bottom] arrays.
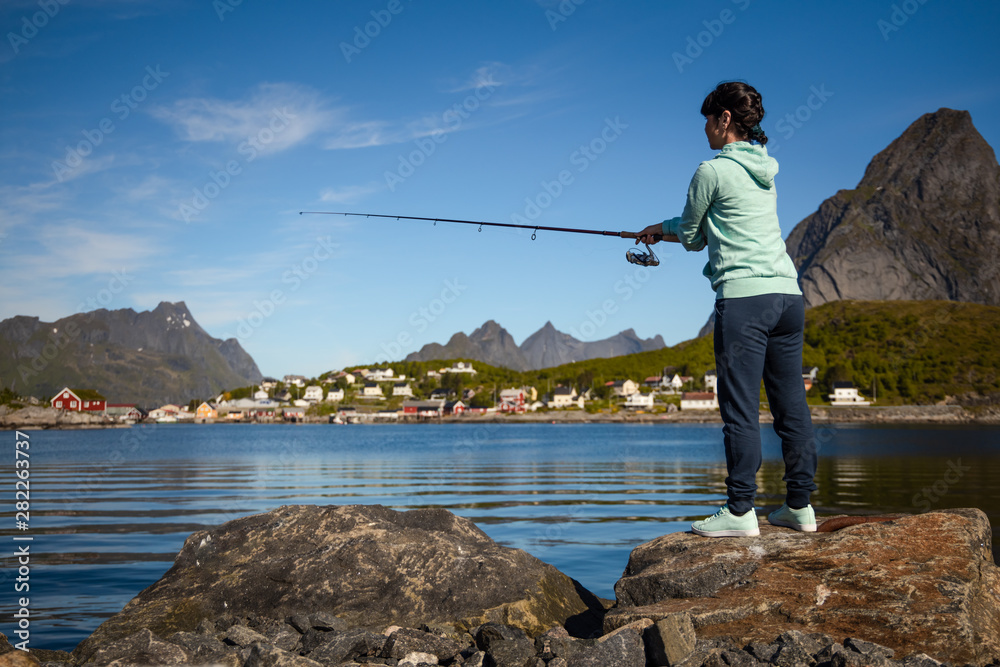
[[767, 503, 817, 532], [691, 505, 760, 537]]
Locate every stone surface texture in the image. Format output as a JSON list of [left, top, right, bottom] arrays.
[[609, 508, 1000, 665], [72, 504, 604, 662]]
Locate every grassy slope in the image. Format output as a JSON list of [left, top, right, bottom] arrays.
[[372, 300, 1000, 406]]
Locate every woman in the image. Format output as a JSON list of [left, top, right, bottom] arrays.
[[636, 81, 817, 537]]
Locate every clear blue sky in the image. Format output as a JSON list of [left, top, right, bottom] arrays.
[[2, 0, 998, 378]]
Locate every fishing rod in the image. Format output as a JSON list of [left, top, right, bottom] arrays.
[[299, 210, 664, 266]]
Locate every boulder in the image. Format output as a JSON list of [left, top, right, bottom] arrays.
[[608, 508, 1000, 665], [0, 651, 40, 667], [86, 628, 189, 665], [0, 406, 110, 429], [73, 504, 605, 662], [642, 613, 696, 666]]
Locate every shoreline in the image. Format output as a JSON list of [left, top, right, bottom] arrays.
[[3, 404, 999, 430]]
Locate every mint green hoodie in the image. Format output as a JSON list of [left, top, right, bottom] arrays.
[[662, 142, 801, 299]]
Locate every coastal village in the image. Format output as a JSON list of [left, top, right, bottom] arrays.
[[40, 361, 872, 425]]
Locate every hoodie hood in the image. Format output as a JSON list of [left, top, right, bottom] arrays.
[[715, 141, 778, 188]]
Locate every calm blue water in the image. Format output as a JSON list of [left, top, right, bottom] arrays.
[[2, 423, 999, 652]]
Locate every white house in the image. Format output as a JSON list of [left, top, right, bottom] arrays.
[[367, 368, 396, 381], [680, 392, 719, 410], [361, 382, 384, 398], [326, 388, 344, 402], [392, 382, 414, 397], [829, 382, 870, 406], [704, 369, 718, 394], [303, 385, 324, 402], [148, 404, 182, 419], [260, 377, 278, 389], [330, 371, 356, 385], [499, 388, 527, 406], [624, 393, 654, 409], [548, 387, 581, 409], [609, 379, 639, 397], [253, 388, 270, 400], [283, 375, 306, 387], [443, 362, 477, 374]]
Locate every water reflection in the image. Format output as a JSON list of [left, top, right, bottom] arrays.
[[1, 423, 997, 651]]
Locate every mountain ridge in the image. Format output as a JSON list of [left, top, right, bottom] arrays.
[[405, 320, 665, 371], [0, 301, 262, 406]]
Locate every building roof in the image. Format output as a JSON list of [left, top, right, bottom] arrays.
[[682, 392, 717, 400], [553, 387, 574, 395], [55, 387, 106, 401], [832, 381, 855, 389], [403, 399, 445, 408]]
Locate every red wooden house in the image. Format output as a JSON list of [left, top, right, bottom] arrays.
[[51, 387, 106, 412]]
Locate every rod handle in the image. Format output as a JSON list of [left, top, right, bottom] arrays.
[[620, 231, 663, 242]]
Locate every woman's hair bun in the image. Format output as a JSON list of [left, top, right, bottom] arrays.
[[700, 81, 768, 146]]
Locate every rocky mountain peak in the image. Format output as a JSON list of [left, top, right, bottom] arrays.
[[470, 320, 508, 341], [858, 108, 995, 191], [785, 108, 1000, 308]]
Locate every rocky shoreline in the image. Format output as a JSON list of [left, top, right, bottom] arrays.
[[3, 505, 997, 667], [3, 612, 973, 667]]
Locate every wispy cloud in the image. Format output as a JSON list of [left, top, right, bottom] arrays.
[[28, 225, 157, 278], [319, 184, 380, 204], [150, 82, 335, 156], [321, 61, 560, 151], [443, 62, 508, 93], [0, 181, 70, 232], [323, 120, 394, 150]]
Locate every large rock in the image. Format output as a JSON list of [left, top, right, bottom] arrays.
[[0, 406, 111, 429], [607, 508, 1000, 665], [73, 504, 604, 662]]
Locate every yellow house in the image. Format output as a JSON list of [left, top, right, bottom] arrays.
[[196, 402, 218, 421]]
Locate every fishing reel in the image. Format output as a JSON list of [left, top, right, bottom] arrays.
[[626, 242, 660, 267]]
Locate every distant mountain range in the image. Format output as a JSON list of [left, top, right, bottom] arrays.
[[0, 301, 261, 406], [404, 320, 665, 371]]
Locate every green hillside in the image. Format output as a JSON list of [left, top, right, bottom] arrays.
[[368, 300, 999, 406], [800, 300, 1000, 404]]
